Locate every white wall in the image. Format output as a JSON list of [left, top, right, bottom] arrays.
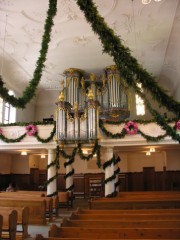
[[16, 101, 36, 122], [34, 90, 58, 121]]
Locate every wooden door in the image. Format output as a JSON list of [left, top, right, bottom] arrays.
[[143, 167, 155, 191]]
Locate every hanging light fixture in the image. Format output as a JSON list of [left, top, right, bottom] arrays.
[[142, 0, 162, 4], [150, 147, 155, 152], [21, 151, 27, 156], [142, 0, 151, 4]]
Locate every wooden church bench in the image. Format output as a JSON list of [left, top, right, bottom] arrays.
[[1, 209, 17, 240], [117, 191, 180, 197], [0, 192, 54, 222], [88, 197, 180, 209], [35, 236, 179, 240], [0, 206, 29, 239], [61, 217, 180, 229], [58, 192, 69, 210], [0, 214, 2, 239], [70, 212, 180, 221], [17, 190, 59, 217], [76, 207, 180, 215], [48, 224, 180, 239], [0, 197, 46, 225]]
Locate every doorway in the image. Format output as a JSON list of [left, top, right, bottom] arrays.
[[143, 167, 155, 191]]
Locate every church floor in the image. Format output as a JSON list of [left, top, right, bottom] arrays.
[[25, 198, 89, 239]]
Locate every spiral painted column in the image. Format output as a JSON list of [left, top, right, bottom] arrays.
[[104, 148, 115, 197], [114, 155, 120, 193], [47, 149, 57, 196], [65, 158, 74, 192]]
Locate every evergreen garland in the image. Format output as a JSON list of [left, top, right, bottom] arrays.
[[103, 156, 114, 170], [115, 179, 121, 189], [60, 147, 77, 160], [0, 0, 57, 108], [0, 133, 26, 143], [138, 130, 167, 142], [46, 146, 60, 170], [114, 156, 121, 165], [0, 120, 54, 127], [64, 168, 75, 179], [100, 120, 127, 139], [45, 146, 59, 196], [47, 191, 58, 197], [105, 191, 117, 198], [35, 124, 56, 143], [103, 155, 116, 185], [66, 184, 75, 192], [64, 158, 74, 167], [76, 0, 180, 116], [0, 123, 55, 143], [114, 168, 120, 175], [78, 141, 101, 167], [104, 173, 116, 184], [99, 118, 179, 143]]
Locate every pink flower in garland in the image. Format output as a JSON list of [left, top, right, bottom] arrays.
[[176, 120, 180, 130], [26, 124, 37, 136], [125, 121, 138, 135]]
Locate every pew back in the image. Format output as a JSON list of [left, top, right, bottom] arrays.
[[0, 197, 46, 224], [1, 209, 17, 240], [49, 224, 180, 239]]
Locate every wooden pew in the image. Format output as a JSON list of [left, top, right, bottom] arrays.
[[0, 214, 2, 239], [65, 208, 180, 228], [58, 192, 69, 210], [0, 206, 29, 239], [70, 211, 180, 220], [0, 197, 46, 225], [117, 191, 180, 197], [1, 209, 17, 240], [35, 235, 177, 240], [17, 191, 59, 217], [62, 217, 180, 229], [0, 192, 54, 222], [89, 196, 180, 209], [76, 207, 180, 215], [48, 224, 180, 239]]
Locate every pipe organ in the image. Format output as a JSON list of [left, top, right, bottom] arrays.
[[56, 66, 130, 144]]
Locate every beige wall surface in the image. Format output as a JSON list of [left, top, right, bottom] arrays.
[[11, 154, 30, 174], [0, 148, 179, 174], [0, 154, 12, 174]]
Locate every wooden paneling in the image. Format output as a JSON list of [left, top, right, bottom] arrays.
[[143, 167, 155, 191], [57, 174, 66, 191], [0, 170, 179, 193], [84, 173, 104, 198], [0, 174, 11, 191], [73, 174, 85, 198]]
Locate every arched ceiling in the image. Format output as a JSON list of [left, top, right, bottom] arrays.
[[0, 0, 180, 101]]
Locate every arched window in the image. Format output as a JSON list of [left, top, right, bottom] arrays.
[[136, 83, 145, 116], [0, 90, 16, 124]]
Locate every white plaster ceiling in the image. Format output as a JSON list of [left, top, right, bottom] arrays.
[[0, 0, 180, 101]]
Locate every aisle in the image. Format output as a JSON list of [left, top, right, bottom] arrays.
[[25, 198, 89, 239]]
